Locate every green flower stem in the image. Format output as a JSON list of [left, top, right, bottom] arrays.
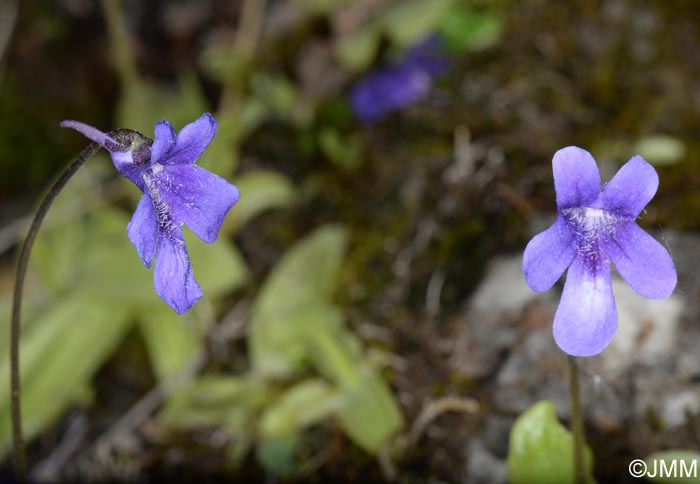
[[101, 0, 138, 86], [235, 0, 267, 61], [11, 141, 101, 482], [220, 0, 267, 109], [568, 355, 586, 484]]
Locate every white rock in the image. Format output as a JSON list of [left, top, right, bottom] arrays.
[[601, 276, 683, 370], [661, 389, 700, 428], [468, 256, 538, 316]]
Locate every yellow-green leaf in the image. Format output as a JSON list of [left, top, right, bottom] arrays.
[[507, 400, 594, 484]]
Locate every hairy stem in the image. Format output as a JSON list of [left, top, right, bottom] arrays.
[[11, 141, 101, 482], [568, 355, 586, 484]]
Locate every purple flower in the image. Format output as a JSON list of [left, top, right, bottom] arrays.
[[61, 113, 240, 314], [523, 147, 676, 356], [350, 35, 448, 122]]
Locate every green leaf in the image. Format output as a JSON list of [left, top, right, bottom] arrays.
[[307, 330, 402, 453], [160, 374, 275, 467], [31, 214, 86, 291], [644, 450, 700, 483], [30, 162, 121, 290], [138, 304, 202, 382], [335, 371, 402, 454], [249, 225, 348, 377], [381, 0, 453, 47], [507, 400, 594, 484], [159, 375, 262, 465], [259, 379, 344, 439], [252, 302, 343, 378], [224, 170, 298, 233], [248, 74, 312, 127], [438, 5, 503, 52], [257, 438, 297, 475], [250, 74, 299, 119], [334, 27, 382, 72], [0, 291, 132, 457], [634, 135, 686, 166], [82, 209, 154, 304], [318, 127, 363, 170], [184, 229, 250, 298], [33, 206, 154, 306], [248, 225, 403, 453], [306, 323, 363, 386], [254, 294, 403, 454], [160, 374, 276, 440], [255, 225, 348, 314]]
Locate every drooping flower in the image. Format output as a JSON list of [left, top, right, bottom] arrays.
[[350, 35, 448, 122], [522, 146, 676, 356], [61, 113, 240, 314]]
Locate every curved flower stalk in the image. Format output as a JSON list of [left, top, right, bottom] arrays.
[[62, 113, 240, 313], [523, 146, 677, 356]]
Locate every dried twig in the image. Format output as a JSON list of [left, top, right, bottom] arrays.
[[408, 396, 480, 446]]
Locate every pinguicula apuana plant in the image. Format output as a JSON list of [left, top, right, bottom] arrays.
[[523, 146, 677, 357], [10, 113, 238, 480], [517, 146, 677, 484], [61, 113, 240, 314]]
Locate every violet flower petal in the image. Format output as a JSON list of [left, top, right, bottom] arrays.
[[158, 113, 217, 166], [552, 146, 601, 208], [153, 229, 203, 314], [112, 151, 149, 191], [127, 194, 160, 268], [351, 65, 433, 122], [553, 256, 617, 356], [606, 223, 677, 299], [157, 165, 241, 243], [523, 145, 676, 356], [600, 155, 659, 218], [402, 34, 449, 76], [523, 216, 576, 292], [61, 113, 239, 315], [151, 119, 177, 164], [350, 33, 449, 122]]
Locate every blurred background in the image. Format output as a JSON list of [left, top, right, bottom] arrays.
[[1, 0, 700, 482]]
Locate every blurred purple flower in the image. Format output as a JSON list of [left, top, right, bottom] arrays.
[[523, 146, 676, 356], [351, 35, 448, 122], [61, 113, 240, 314]]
